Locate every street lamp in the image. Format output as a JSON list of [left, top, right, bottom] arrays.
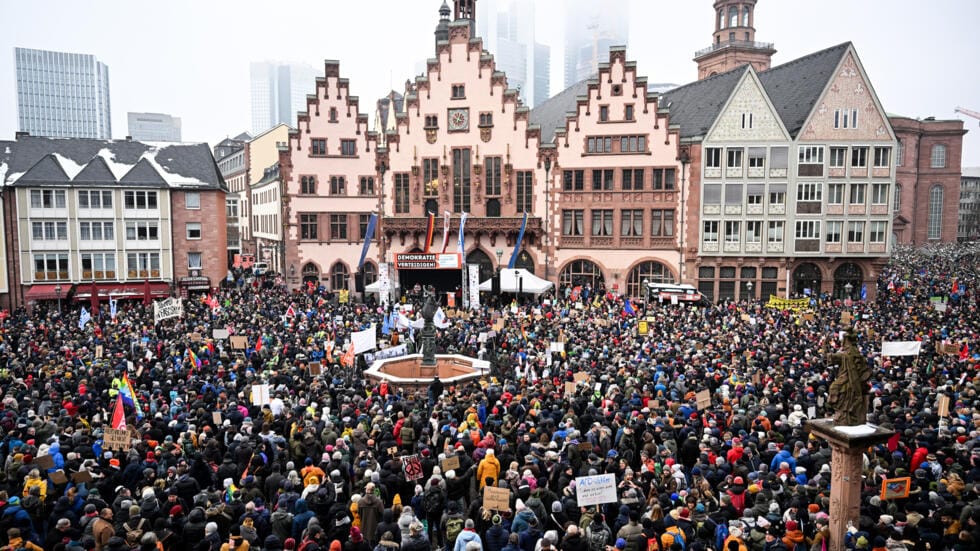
[[643, 278, 650, 313], [844, 282, 854, 299], [55, 283, 62, 312], [746, 281, 754, 300], [678, 149, 691, 284], [495, 249, 503, 265], [543, 157, 552, 280]]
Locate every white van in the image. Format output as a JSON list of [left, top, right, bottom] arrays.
[[253, 262, 269, 276]]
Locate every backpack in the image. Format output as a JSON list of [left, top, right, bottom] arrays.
[[727, 491, 745, 516], [445, 516, 464, 544], [124, 518, 148, 546], [660, 526, 686, 551], [586, 525, 609, 551], [714, 524, 729, 551], [401, 426, 415, 444], [423, 490, 445, 516]]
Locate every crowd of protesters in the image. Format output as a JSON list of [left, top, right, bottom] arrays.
[[0, 243, 978, 551]]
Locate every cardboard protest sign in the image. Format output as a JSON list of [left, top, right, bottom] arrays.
[[191, 332, 202, 342], [103, 428, 131, 451], [483, 485, 511, 511], [577, 441, 593, 452], [572, 371, 589, 382], [938, 395, 950, 417], [251, 384, 271, 406], [35, 454, 55, 470], [564, 382, 577, 396], [72, 470, 93, 484], [695, 389, 712, 410], [575, 474, 617, 507], [49, 470, 68, 484], [213, 329, 230, 340], [308, 363, 322, 376], [212, 412, 222, 425], [230, 336, 248, 350], [401, 455, 424, 481], [441, 455, 461, 472]]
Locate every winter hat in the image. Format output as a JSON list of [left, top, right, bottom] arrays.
[[615, 539, 627, 550], [785, 520, 798, 531], [205, 522, 218, 535]]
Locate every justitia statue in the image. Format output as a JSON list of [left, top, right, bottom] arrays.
[[825, 329, 871, 426], [419, 286, 438, 367]]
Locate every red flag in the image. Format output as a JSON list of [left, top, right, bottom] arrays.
[[961, 343, 970, 361], [286, 304, 296, 318], [423, 211, 435, 253], [952, 279, 959, 295], [342, 345, 356, 367], [255, 336, 263, 352], [111, 393, 126, 429]]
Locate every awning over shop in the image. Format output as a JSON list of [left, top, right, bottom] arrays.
[[24, 284, 72, 301], [74, 282, 170, 300]]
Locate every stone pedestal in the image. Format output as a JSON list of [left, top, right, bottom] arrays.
[[807, 420, 894, 551]]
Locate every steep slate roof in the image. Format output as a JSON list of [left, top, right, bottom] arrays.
[[758, 42, 851, 137], [529, 78, 590, 144], [660, 68, 746, 139], [2, 136, 226, 190]]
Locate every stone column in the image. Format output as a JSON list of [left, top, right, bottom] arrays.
[[807, 420, 893, 551]]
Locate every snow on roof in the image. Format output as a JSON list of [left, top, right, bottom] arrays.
[[52, 153, 88, 180]]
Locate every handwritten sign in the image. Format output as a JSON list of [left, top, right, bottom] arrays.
[[212, 412, 222, 425], [695, 389, 712, 410], [230, 336, 248, 350], [938, 395, 950, 417], [483, 485, 511, 511], [573, 372, 589, 383], [213, 328, 230, 340], [49, 470, 68, 484], [564, 382, 577, 396], [402, 455, 424, 481], [72, 471, 93, 484], [153, 297, 183, 324], [575, 474, 618, 507], [441, 455, 461, 472], [190, 332, 202, 342], [35, 454, 55, 471], [103, 428, 131, 451]]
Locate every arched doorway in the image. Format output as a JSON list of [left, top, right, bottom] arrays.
[[330, 262, 350, 291], [833, 262, 863, 300], [792, 263, 822, 297], [466, 249, 494, 283], [514, 250, 535, 274], [626, 261, 675, 298], [559, 260, 605, 293], [301, 262, 320, 287]]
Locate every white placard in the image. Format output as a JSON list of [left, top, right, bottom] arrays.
[[468, 264, 481, 310], [881, 341, 922, 357], [549, 341, 565, 353], [251, 384, 271, 406], [379, 263, 391, 308], [213, 329, 230, 340], [153, 297, 183, 324], [575, 474, 618, 507], [352, 324, 377, 354]]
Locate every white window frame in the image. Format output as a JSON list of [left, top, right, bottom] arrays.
[[767, 221, 784, 243], [703, 221, 719, 244], [724, 221, 741, 243], [705, 148, 722, 169], [851, 147, 868, 168], [185, 191, 201, 209], [795, 220, 820, 239], [30, 189, 67, 209], [31, 221, 68, 240], [847, 221, 864, 242], [869, 221, 887, 243], [186, 222, 202, 240], [741, 113, 753, 129], [188, 252, 203, 270], [872, 183, 889, 205], [930, 144, 946, 168], [827, 183, 845, 205], [125, 221, 159, 241], [124, 191, 158, 210], [849, 183, 867, 205], [79, 221, 114, 241], [727, 148, 743, 169], [797, 182, 823, 202], [825, 221, 843, 243], [78, 190, 113, 209], [746, 221, 762, 243], [798, 146, 824, 165], [873, 147, 891, 168], [829, 147, 847, 168]]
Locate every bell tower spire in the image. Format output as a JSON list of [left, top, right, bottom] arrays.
[[453, 0, 476, 36], [694, 0, 775, 80]]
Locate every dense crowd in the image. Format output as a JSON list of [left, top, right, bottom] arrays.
[[0, 244, 978, 551]]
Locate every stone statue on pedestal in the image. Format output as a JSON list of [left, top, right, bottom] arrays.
[[420, 287, 437, 367], [826, 330, 871, 426]]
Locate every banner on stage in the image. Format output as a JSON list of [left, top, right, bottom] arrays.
[[765, 295, 809, 312], [395, 253, 462, 270]]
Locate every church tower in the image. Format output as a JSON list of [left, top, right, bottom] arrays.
[[434, 0, 451, 46], [454, 0, 476, 36], [694, 0, 775, 80]]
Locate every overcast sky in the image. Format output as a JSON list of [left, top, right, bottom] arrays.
[[2, 0, 979, 165]]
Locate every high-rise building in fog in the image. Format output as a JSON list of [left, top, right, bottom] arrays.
[[476, 0, 550, 107], [563, 0, 629, 88], [15, 47, 112, 139], [127, 112, 182, 142], [250, 61, 315, 135]]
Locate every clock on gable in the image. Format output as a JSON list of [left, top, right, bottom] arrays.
[[447, 108, 469, 132]]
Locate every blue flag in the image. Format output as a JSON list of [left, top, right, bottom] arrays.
[[623, 299, 636, 316], [860, 283, 867, 301], [357, 213, 378, 270], [109, 298, 118, 320], [79, 307, 91, 329], [381, 313, 391, 335], [507, 212, 528, 269], [456, 212, 469, 254]]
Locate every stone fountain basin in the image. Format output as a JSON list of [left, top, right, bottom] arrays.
[[364, 353, 490, 391]]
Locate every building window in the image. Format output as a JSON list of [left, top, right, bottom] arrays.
[[622, 168, 644, 190], [724, 221, 741, 244], [748, 148, 765, 168], [330, 262, 350, 290], [586, 136, 614, 154], [869, 221, 887, 243], [725, 183, 743, 205], [928, 185, 943, 239], [746, 220, 762, 243], [896, 139, 904, 166], [451, 84, 465, 99], [871, 183, 889, 204], [849, 183, 866, 204], [424, 115, 438, 128], [704, 184, 721, 205], [828, 183, 845, 205], [698, 266, 715, 302], [186, 222, 202, 240], [329, 107, 338, 122], [423, 158, 440, 196], [452, 148, 471, 213], [563, 169, 584, 191], [599, 105, 609, 122], [741, 113, 753, 129], [893, 184, 902, 212], [127, 252, 161, 278], [479, 112, 493, 127], [651, 209, 674, 237], [727, 148, 743, 168], [330, 176, 346, 195], [311, 138, 327, 156], [30, 189, 67, 209], [795, 220, 821, 239], [485, 157, 501, 196], [847, 221, 864, 242], [359, 214, 371, 239], [125, 221, 159, 241], [769, 185, 785, 206], [78, 221, 113, 241], [826, 221, 842, 243], [516, 171, 533, 213], [33, 253, 69, 281], [591, 169, 613, 191], [31, 221, 68, 241], [834, 109, 859, 129], [185, 192, 201, 209], [768, 221, 784, 244], [931, 144, 946, 168], [301, 175, 317, 194], [624, 105, 634, 121], [300, 214, 318, 240], [359, 176, 375, 196], [873, 147, 891, 168], [124, 191, 158, 210], [394, 174, 410, 214], [329, 214, 348, 240], [591, 210, 613, 236], [341, 139, 357, 156], [797, 182, 822, 202], [562, 210, 584, 236], [851, 147, 868, 168], [78, 190, 112, 209], [621, 209, 643, 236], [705, 148, 721, 169], [81, 252, 116, 279], [188, 252, 203, 270], [799, 146, 824, 164], [653, 168, 676, 190], [747, 184, 764, 205], [829, 147, 847, 168], [619, 135, 646, 153], [703, 221, 719, 244]]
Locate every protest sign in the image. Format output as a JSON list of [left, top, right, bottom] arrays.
[[230, 336, 248, 350], [251, 384, 271, 406], [696, 389, 712, 410], [72, 471, 93, 484], [212, 412, 222, 425], [441, 455, 461, 472], [575, 474, 618, 507], [938, 395, 950, 417], [401, 455, 424, 481], [153, 297, 183, 324], [564, 382, 577, 396], [573, 372, 589, 382], [35, 454, 55, 471], [881, 341, 922, 357], [49, 470, 68, 484], [483, 486, 511, 511], [103, 428, 131, 451]]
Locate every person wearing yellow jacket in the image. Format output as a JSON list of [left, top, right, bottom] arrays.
[[22, 469, 46, 500], [476, 449, 501, 489]]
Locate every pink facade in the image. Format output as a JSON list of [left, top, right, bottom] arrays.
[[282, 61, 381, 292]]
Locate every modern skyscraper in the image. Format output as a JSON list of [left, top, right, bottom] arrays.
[[563, 0, 629, 88], [476, 0, 550, 107], [14, 47, 112, 139], [127, 112, 182, 142], [250, 61, 315, 135]]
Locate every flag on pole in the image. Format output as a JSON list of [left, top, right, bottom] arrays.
[[623, 298, 636, 316], [507, 212, 528, 269], [952, 278, 959, 295], [109, 297, 118, 322], [285, 304, 297, 318], [188, 347, 201, 368], [110, 393, 126, 429], [254, 336, 263, 352], [118, 373, 142, 419], [357, 213, 378, 270], [341, 344, 356, 367], [456, 212, 469, 254], [441, 211, 451, 253], [860, 283, 867, 301], [79, 307, 91, 330], [423, 211, 436, 253]]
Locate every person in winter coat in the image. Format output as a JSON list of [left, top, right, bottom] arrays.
[[501, 533, 522, 551], [561, 525, 589, 551], [400, 522, 431, 551], [453, 519, 483, 551], [346, 526, 373, 551], [359, 484, 386, 545], [762, 526, 788, 551], [781, 520, 809, 551], [270, 499, 295, 543], [476, 450, 501, 489], [4, 528, 42, 551], [510, 501, 537, 535], [485, 514, 510, 551], [378, 509, 402, 545], [293, 499, 316, 540], [375, 531, 401, 551]]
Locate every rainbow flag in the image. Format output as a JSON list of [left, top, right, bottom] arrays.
[[188, 347, 201, 368], [225, 481, 237, 503], [118, 373, 143, 419]]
